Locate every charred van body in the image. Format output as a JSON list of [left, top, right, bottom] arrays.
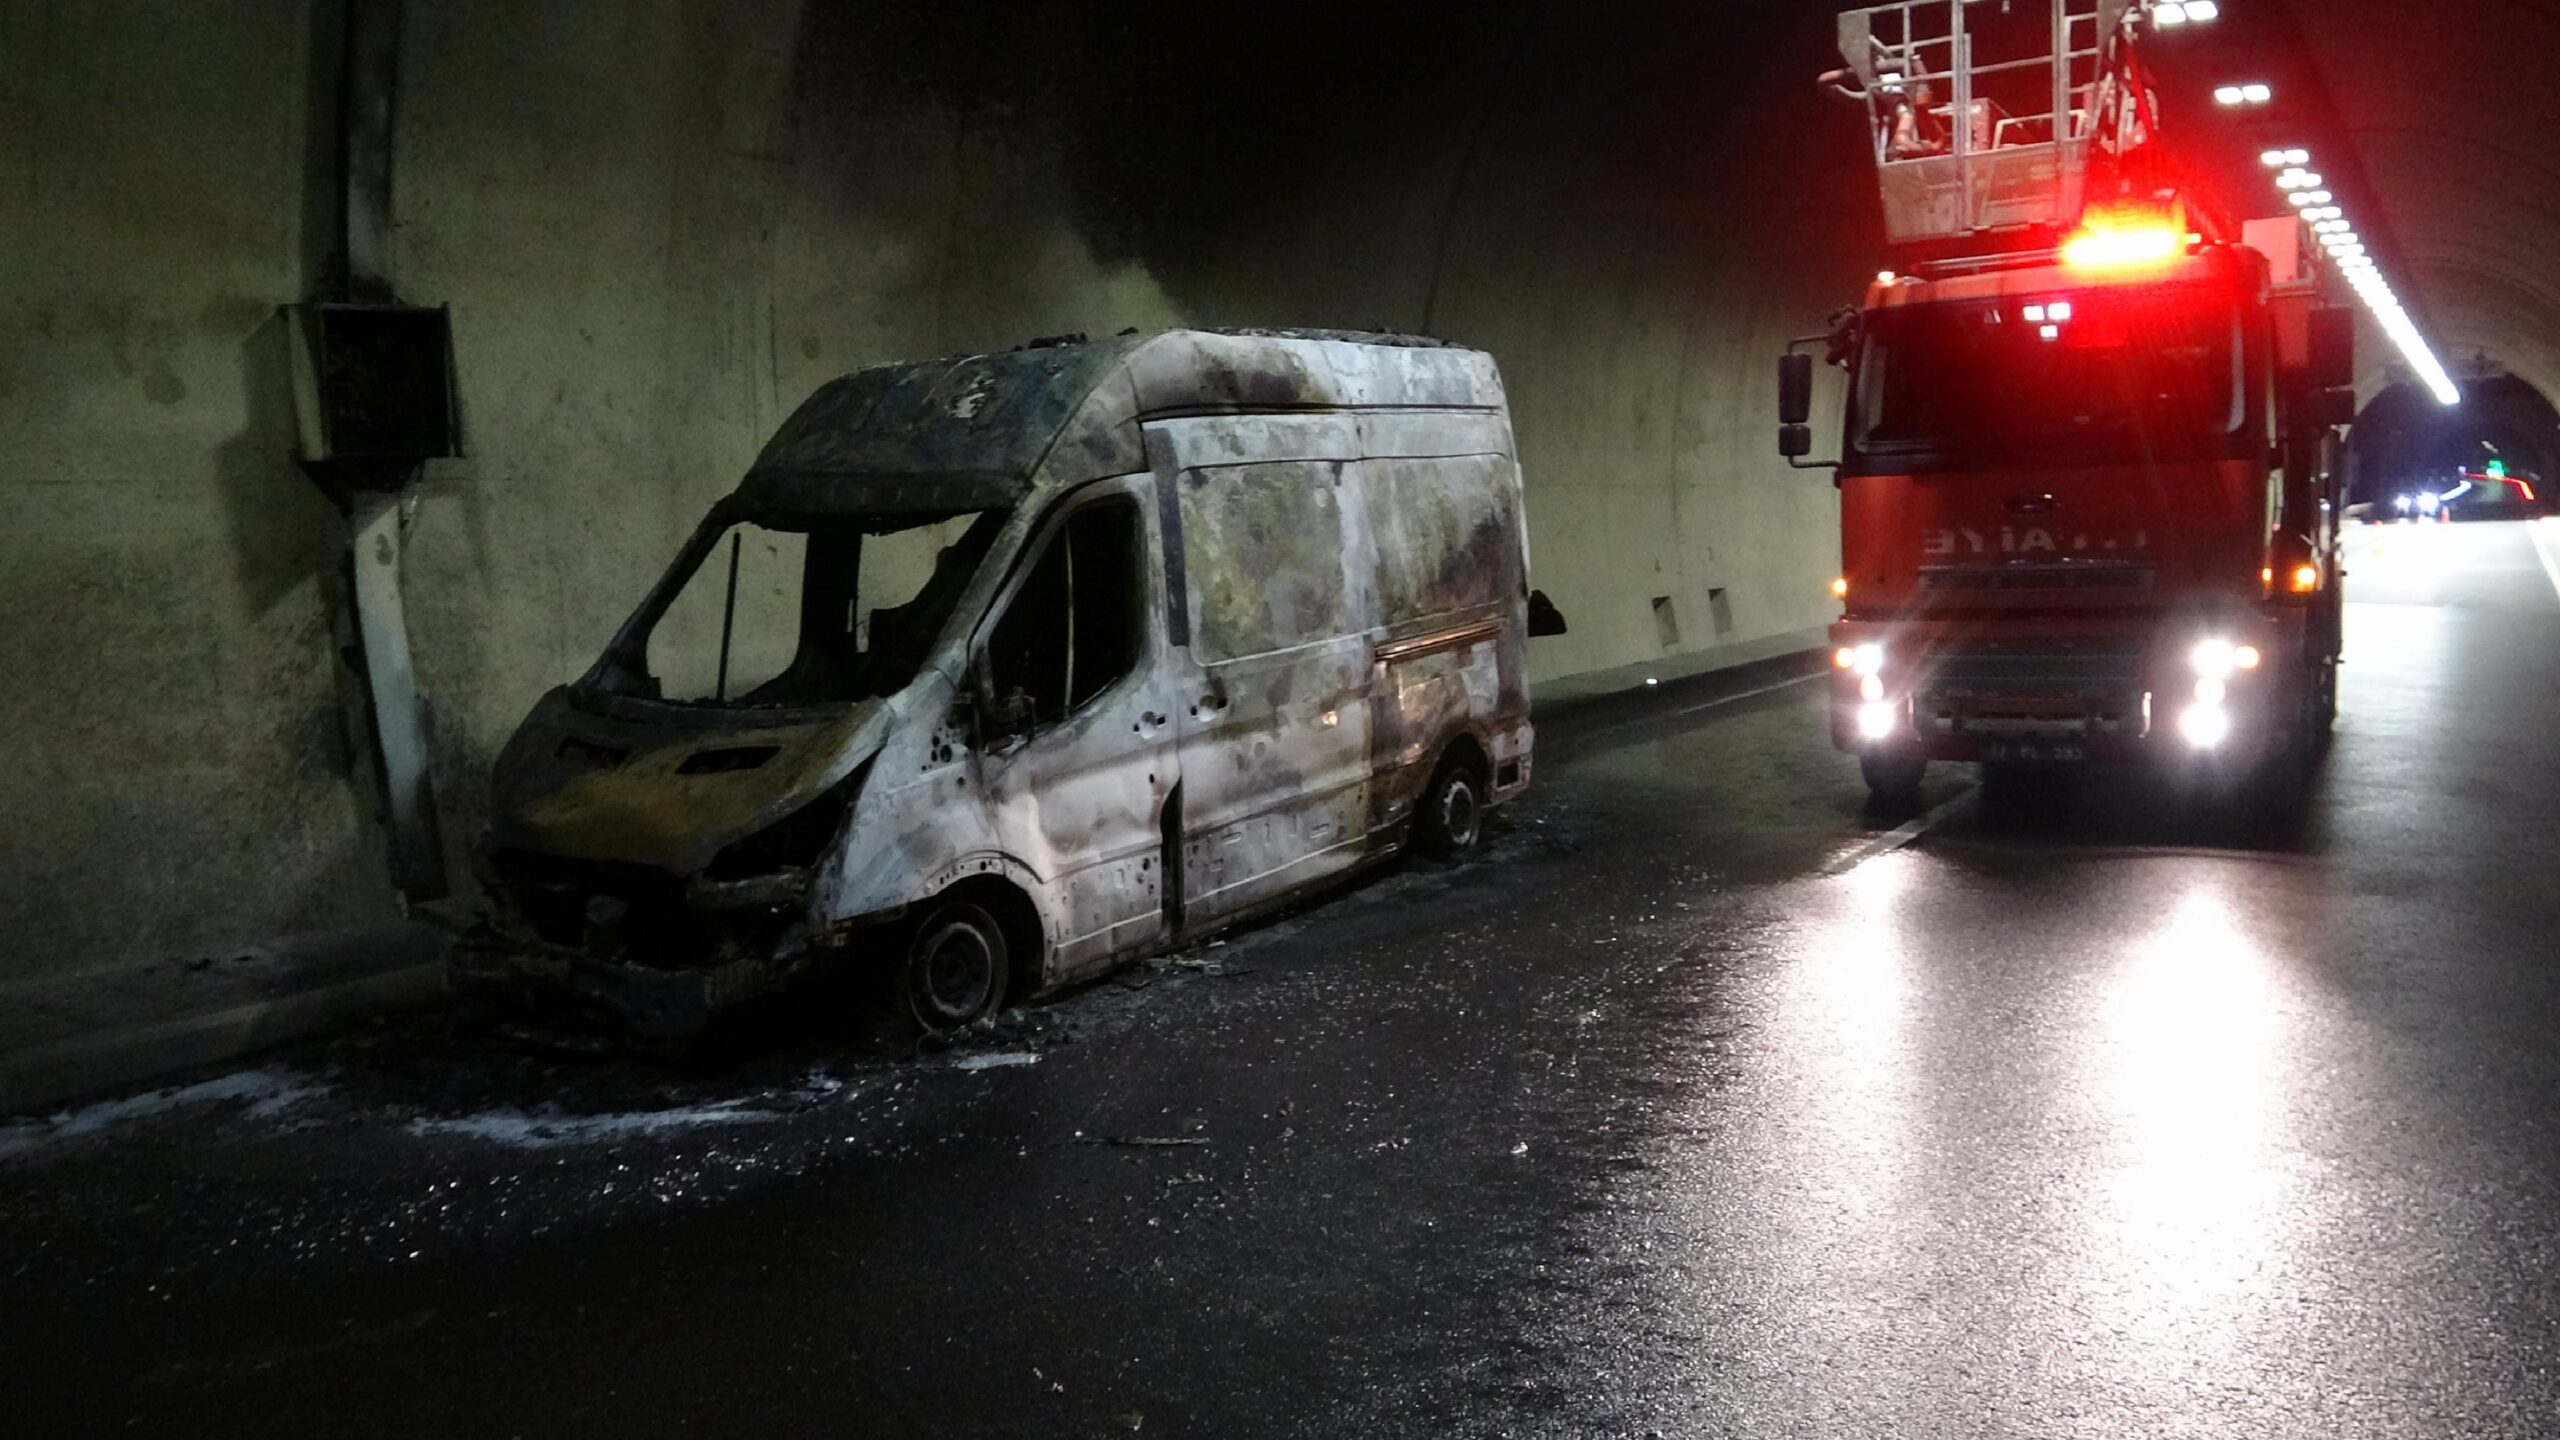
[[462, 329, 1552, 1037]]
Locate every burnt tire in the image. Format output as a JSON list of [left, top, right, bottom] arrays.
[[1414, 752, 1487, 860], [1860, 752, 1928, 808], [897, 900, 1009, 1037]]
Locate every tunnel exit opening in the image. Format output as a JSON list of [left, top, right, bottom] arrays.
[[2349, 374, 2560, 523]]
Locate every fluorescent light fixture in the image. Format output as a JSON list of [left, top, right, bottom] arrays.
[[2188, 1, 2219, 17], [2215, 85, 2245, 104], [2334, 263, 2460, 406], [2243, 83, 2272, 103], [2302, 206, 2342, 222], [2157, 1, 2191, 21], [2286, 190, 2332, 207], [2277, 171, 2324, 190]]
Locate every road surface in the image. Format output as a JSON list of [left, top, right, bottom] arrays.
[[7, 520, 2559, 1437]]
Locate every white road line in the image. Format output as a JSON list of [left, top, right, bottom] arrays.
[[1568, 670, 1825, 747], [1821, 784, 1978, 877], [1670, 670, 1825, 717], [2527, 519, 2560, 609]]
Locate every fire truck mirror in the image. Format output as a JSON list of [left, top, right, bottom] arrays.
[[1778, 353, 1814, 426], [2315, 387, 2359, 429], [1779, 423, 1814, 460], [2307, 309, 2355, 391]]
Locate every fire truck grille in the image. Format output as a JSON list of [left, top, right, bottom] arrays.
[[1917, 641, 2152, 738], [1925, 641, 2148, 693], [1917, 565, 2155, 592]]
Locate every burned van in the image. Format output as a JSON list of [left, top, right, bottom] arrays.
[[464, 329, 1554, 1037]]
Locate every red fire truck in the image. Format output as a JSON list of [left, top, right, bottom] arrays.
[[1783, 0, 2356, 804]]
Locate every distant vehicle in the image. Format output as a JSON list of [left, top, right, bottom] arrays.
[[2391, 490, 2445, 522], [462, 329, 1557, 1038], [2440, 468, 2539, 520]]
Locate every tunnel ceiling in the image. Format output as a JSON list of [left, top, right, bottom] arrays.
[[2280, 0, 2559, 401], [2120, 2, 2552, 404]]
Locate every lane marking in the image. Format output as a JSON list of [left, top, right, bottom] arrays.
[[1670, 670, 1825, 717], [2527, 519, 2560, 610], [1565, 670, 1825, 748], [1822, 784, 1978, 877]]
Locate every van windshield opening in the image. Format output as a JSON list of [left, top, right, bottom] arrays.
[[1848, 281, 2250, 474], [602, 508, 1007, 708]]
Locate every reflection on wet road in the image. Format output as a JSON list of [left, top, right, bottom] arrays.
[[7, 522, 2560, 1436]]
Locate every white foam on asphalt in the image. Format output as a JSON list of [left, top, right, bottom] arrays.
[[404, 1099, 779, 1148], [0, 1067, 328, 1163], [954, 1051, 1041, 1071]]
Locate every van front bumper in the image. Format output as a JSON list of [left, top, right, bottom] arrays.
[[450, 930, 793, 1040]]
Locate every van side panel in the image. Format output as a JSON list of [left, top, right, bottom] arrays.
[[1148, 416, 1378, 929]]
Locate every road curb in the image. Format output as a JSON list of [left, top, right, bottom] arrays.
[[0, 958, 450, 1118]]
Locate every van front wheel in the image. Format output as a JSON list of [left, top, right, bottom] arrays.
[[1414, 753, 1487, 859], [897, 900, 1010, 1037]]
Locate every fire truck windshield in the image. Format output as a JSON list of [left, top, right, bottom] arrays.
[[1847, 281, 2250, 474]]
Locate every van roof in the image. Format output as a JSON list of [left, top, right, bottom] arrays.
[[732, 329, 1505, 523]]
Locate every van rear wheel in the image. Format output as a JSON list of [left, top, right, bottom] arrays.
[[1414, 752, 1487, 859], [897, 900, 1010, 1037]]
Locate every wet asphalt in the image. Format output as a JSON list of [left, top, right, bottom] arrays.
[[7, 520, 2560, 1437]]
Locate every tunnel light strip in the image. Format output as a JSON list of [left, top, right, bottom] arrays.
[[2342, 263, 2461, 406], [2270, 158, 2459, 407]]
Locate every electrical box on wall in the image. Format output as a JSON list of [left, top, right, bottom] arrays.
[[284, 303, 461, 473]]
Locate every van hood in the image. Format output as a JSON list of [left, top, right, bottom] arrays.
[[486, 688, 891, 876]]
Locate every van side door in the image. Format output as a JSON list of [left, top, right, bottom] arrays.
[[1145, 415, 1377, 931], [968, 475, 1177, 980]]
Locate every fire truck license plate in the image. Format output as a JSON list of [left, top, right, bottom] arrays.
[[1981, 741, 2085, 763]]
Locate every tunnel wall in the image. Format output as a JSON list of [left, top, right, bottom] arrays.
[[0, 0, 1877, 984]]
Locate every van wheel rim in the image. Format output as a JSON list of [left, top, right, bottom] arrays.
[[914, 922, 997, 1027], [1440, 778, 1480, 848]]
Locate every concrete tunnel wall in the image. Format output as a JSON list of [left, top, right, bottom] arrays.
[[0, 0, 1880, 986]]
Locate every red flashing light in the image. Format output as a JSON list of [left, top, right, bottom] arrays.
[[2061, 219, 2184, 271]]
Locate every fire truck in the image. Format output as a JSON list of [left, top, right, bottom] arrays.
[[1781, 0, 2357, 804]]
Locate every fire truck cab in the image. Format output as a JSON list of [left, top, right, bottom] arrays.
[[1784, 0, 2356, 803]]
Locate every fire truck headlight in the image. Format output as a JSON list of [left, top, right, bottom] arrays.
[[2191, 638, 2238, 678], [1853, 644, 1886, 677], [2233, 644, 2263, 672], [1859, 674, 1886, 702], [1857, 700, 1900, 740], [2179, 703, 2232, 749]]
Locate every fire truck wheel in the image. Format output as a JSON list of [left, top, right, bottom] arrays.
[[1860, 752, 1927, 807], [896, 900, 1010, 1037], [2315, 659, 2339, 738]]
